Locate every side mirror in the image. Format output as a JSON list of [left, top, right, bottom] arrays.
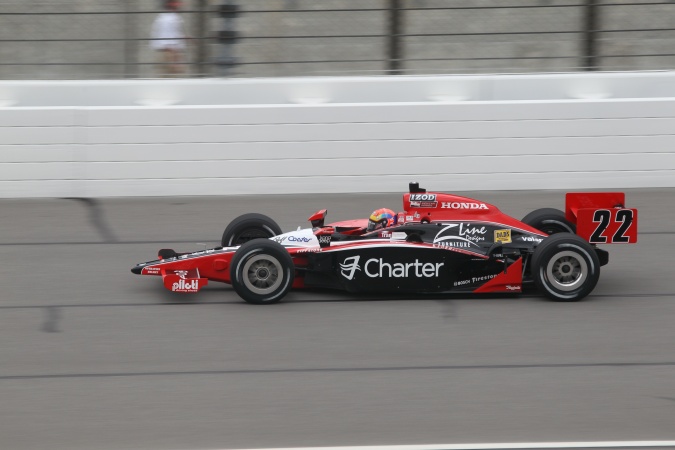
[[308, 209, 327, 228]]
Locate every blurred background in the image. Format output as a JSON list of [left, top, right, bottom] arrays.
[[1, 0, 675, 80]]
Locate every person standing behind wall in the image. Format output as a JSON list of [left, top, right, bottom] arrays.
[[151, 0, 189, 77]]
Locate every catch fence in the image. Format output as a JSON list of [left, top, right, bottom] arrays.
[[0, 0, 674, 79]]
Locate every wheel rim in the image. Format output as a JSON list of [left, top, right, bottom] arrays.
[[241, 254, 284, 295], [546, 250, 587, 291]]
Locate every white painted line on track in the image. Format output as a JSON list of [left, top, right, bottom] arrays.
[[220, 442, 675, 450]]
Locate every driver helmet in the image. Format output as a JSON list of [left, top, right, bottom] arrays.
[[367, 208, 397, 232]]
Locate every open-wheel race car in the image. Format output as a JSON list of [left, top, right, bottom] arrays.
[[132, 183, 638, 304]]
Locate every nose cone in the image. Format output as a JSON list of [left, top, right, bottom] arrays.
[[131, 265, 143, 274]]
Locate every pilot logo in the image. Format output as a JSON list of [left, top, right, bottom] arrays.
[[340, 256, 361, 280], [172, 279, 199, 292], [174, 270, 189, 279]]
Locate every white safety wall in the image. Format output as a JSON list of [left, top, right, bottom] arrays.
[[1, 73, 675, 198]]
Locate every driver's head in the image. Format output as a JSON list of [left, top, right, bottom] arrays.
[[367, 208, 397, 232]]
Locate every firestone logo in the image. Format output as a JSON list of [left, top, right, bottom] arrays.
[[441, 202, 488, 210]]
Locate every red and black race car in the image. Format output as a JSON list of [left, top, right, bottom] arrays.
[[132, 183, 638, 304]]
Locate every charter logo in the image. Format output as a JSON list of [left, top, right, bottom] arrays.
[[340, 256, 361, 280], [340, 256, 444, 279]]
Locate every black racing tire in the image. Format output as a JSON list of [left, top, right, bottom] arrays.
[[531, 233, 600, 302], [230, 239, 294, 304], [521, 208, 576, 235], [221, 213, 282, 247]]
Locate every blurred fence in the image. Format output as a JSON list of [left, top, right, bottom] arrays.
[[1, 0, 674, 79]]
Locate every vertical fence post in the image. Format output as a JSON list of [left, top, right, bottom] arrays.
[[387, 0, 403, 74], [195, 0, 208, 76], [583, 0, 599, 70], [123, 0, 138, 78]]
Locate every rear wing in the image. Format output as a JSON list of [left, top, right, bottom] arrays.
[[565, 193, 638, 244]]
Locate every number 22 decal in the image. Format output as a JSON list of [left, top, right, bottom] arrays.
[[590, 209, 634, 243]]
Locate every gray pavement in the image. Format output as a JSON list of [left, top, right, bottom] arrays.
[[1, 189, 674, 450]]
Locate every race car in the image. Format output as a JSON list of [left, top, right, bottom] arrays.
[[131, 183, 638, 304]]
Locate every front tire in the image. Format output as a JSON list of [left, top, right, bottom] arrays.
[[522, 208, 576, 235], [531, 233, 600, 302], [230, 240, 294, 304], [221, 213, 282, 247]]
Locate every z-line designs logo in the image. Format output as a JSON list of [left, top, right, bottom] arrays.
[[433, 223, 487, 248], [339, 255, 444, 280]]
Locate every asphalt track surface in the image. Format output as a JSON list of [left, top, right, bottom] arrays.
[[1, 189, 674, 450]]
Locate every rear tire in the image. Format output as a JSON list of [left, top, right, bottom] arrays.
[[522, 208, 576, 235], [221, 213, 282, 247], [230, 240, 294, 304], [531, 233, 600, 302]]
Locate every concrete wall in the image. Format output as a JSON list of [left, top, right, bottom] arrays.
[[1, 72, 674, 198]]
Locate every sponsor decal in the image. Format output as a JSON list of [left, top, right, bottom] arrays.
[[174, 270, 189, 279], [381, 231, 392, 238], [506, 285, 521, 291], [172, 279, 199, 292], [441, 202, 489, 210], [272, 236, 287, 244], [340, 256, 361, 280], [453, 274, 499, 286], [287, 236, 312, 243], [391, 232, 407, 241], [192, 249, 216, 256], [433, 223, 487, 248], [494, 229, 512, 244], [472, 274, 498, 283], [410, 201, 438, 208], [144, 266, 161, 275], [297, 248, 322, 253], [318, 234, 331, 248], [410, 194, 437, 201], [406, 215, 414, 222], [520, 235, 543, 243], [339, 255, 444, 280]]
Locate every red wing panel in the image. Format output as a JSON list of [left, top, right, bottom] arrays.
[[162, 268, 209, 293], [577, 208, 638, 244], [473, 258, 523, 293], [565, 193, 625, 223]]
